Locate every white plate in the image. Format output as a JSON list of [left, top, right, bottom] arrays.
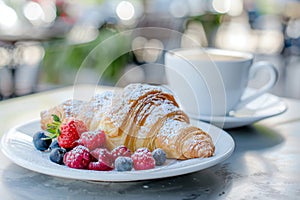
[[0, 119, 234, 182], [189, 90, 287, 129]]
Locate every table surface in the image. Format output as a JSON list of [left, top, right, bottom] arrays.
[[0, 85, 300, 200]]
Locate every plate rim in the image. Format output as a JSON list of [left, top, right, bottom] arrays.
[[0, 119, 235, 182]]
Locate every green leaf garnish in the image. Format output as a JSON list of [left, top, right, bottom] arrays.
[[46, 114, 62, 139]]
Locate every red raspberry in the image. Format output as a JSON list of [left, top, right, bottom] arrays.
[[111, 145, 131, 161], [63, 145, 91, 169], [90, 148, 112, 161], [88, 160, 113, 171], [90, 148, 102, 160], [135, 147, 151, 156], [88, 148, 114, 171], [77, 130, 106, 151], [73, 119, 88, 137], [131, 148, 155, 170]]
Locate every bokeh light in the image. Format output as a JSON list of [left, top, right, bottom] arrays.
[[256, 30, 284, 54], [0, 47, 10, 67], [143, 39, 163, 63], [23, 1, 56, 26], [23, 1, 44, 21], [169, 0, 189, 18], [67, 25, 99, 44], [227, 0, 243, 16], [116, 1, 135, 21], [0, 3, 18, 28], [212, 0, 231, 14], [132, 36, 148, 63], [215, 21, 256, 52], [181, 21, 208, 48], [20, 45, 45, 66], [286, 19, 300, 39], [132, 36, 163, 63]]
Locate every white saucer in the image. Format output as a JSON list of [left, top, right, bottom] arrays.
[[188, 90, 287, 129]]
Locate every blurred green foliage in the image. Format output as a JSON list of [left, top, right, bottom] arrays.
[[41, 27, 131, 85]]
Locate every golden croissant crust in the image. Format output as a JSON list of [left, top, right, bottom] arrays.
[[40, 84, 215, 160]]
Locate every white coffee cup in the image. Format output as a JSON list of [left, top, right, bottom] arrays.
[[164, 48, 278, 117]]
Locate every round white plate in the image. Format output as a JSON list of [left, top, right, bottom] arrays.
[[189, 90, 287, 129], [0, 119, 234, 182]]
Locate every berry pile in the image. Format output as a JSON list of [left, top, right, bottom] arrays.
[[32, 115, 167, 171]]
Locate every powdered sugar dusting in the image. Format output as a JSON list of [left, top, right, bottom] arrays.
[[157, 118, 188, 143], [80, 91, 114, 129], [62, 100, 84, 118]]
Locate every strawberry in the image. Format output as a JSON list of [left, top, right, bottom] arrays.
[[58, 121, 81, 149], [78, 130, 106, 151], [111, 145, 131, 161], [46, 115, 88, 149], [131, 148, 155, 170], [63, 145, 91, 169]]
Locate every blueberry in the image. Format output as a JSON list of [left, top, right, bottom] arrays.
[[32, 131, 52, 151], [49, 148, 66, 165], [115, 156, 133, 171], [49, 139, 60, 150], [152, 148, 166, 166]]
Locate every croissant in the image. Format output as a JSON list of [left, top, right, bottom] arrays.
[[40, 84, 215, 160]]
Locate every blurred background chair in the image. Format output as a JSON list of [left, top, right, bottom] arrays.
[[0, 0, 300, 99]]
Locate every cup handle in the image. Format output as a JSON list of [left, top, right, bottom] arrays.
[[235, 61, 278, 110]]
